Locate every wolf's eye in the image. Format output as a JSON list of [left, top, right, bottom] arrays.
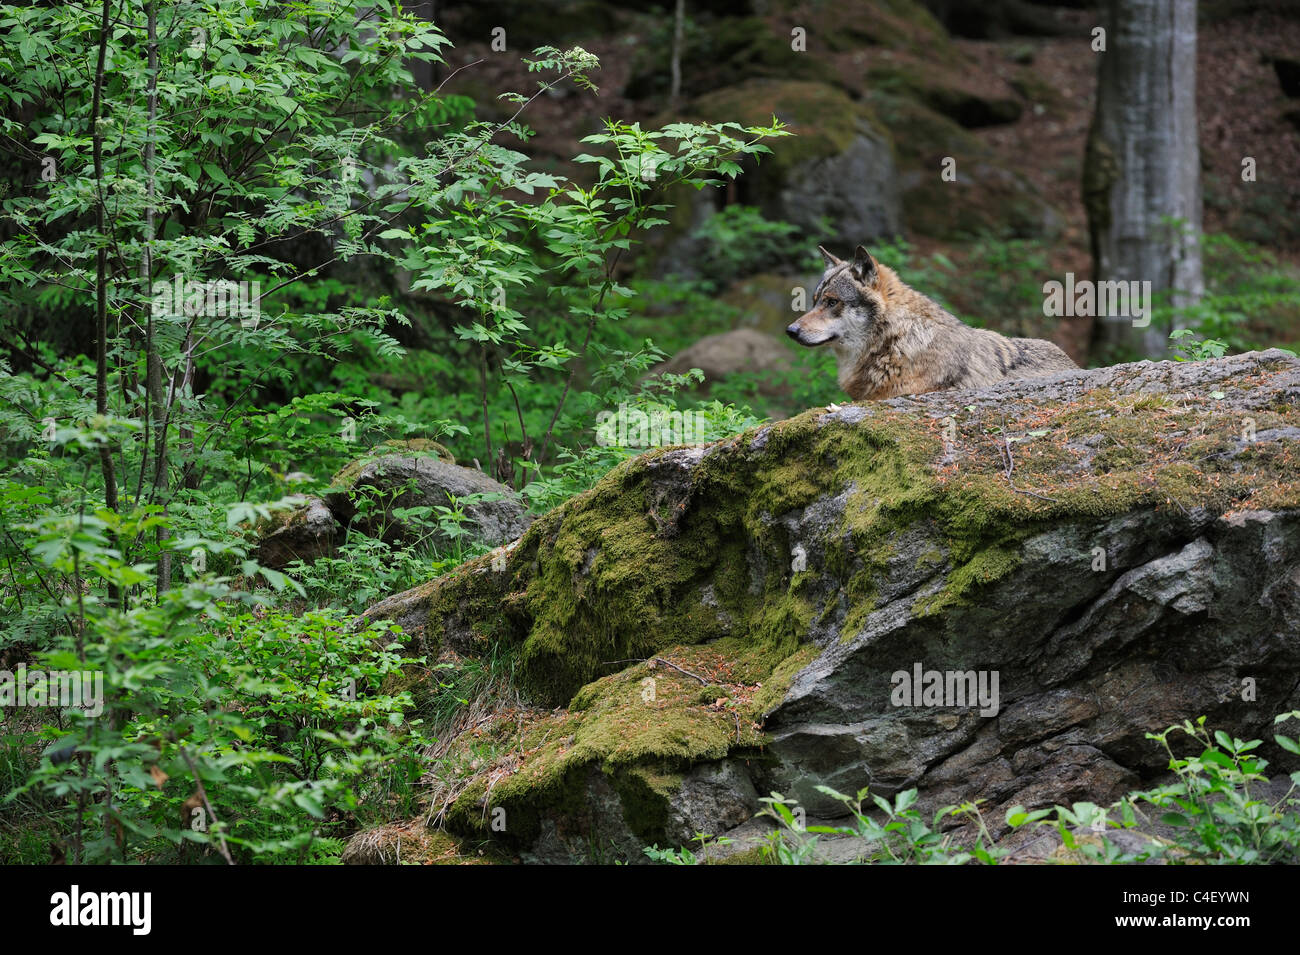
[[822, 296, 838, 307]]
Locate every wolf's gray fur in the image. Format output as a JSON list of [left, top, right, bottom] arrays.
[[787, 246, 1078, 400]]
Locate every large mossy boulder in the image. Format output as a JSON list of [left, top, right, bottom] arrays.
[[362, 351, 1300, 862], [664, 79, 904, 256]]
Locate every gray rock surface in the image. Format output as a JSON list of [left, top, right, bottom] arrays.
[[778, 121, 904, 245]]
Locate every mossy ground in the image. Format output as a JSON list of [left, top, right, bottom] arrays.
[[436, 640, 780, 847]]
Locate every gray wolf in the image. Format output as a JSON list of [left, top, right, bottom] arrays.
[[787, 246, 1078, 400]]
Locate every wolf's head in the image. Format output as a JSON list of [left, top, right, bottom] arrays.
[[787, 245, 883, 350]]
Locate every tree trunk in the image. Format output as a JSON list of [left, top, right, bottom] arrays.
[[91, 0, 117, 521], [1084, 0, 1203, 359], [140, 1, 171, 591], [670, 0, 685, 106]]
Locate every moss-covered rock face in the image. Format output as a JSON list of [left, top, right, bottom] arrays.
[[868, 91, 1061, 240], [625, 17, 840, 101], [362, 351, 1300, 861], [624, 0, 955, 104], [654, 79, 903, 252], [790, 0, 956, 58], [864, 62, 1023, 128], [616, 0, 1055, 247], [685, 79, 890, 183], [438, 0, 625, 49]]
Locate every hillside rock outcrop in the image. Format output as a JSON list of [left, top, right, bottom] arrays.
[[360, 350, 1300, 862]]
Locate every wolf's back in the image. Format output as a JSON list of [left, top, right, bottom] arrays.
[[1006, 336, 1079, 375]]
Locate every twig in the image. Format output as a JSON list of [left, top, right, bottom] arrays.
[[179, 745, 236, 865], [600, 656, 709, 684], [650, 656, 709, 685], [1154, 478, 1191, 517], [998, 432, 1058, 504]]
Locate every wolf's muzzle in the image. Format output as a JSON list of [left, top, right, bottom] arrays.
[[786, 323, 836, 346]]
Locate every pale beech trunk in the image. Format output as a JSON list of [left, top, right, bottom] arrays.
[[670, 0, 685, 106], [1084, 0, 1203, 358]]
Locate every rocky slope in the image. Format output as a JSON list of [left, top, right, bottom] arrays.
[[358, 350, 1300, 862]]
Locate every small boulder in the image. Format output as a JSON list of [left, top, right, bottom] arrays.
[[653, 328, 794, 396], [328, 454, 532, 549], [255, 496, 337, 569]]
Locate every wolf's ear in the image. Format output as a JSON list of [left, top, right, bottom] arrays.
[[851, 246, 878, 286], [817, 245, 841, 268]]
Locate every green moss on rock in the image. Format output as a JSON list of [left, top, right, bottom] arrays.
[[442, 641, 770, 845], [800, 0, 955, 59], [683, 80, 890, 178]]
